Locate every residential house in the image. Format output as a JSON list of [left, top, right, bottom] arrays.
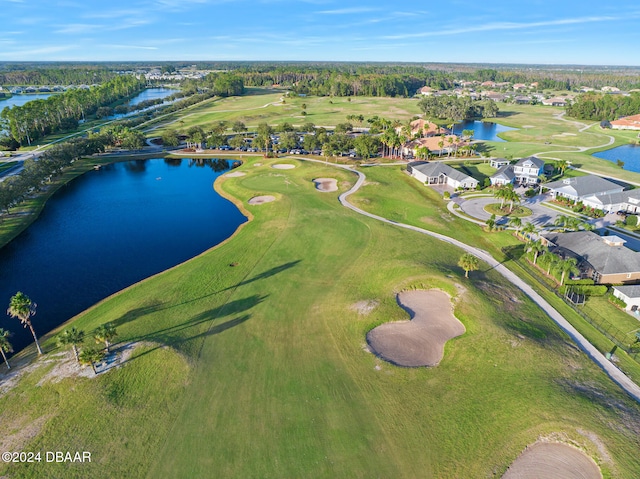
[[397, 119, 440, 138], [402, 135, 463, 157], [543, 175, 624, 202], [601, 86, 621, 93], [512, 156, 546, 185], [419, 86, 435, 95], [610, 114, 640, 131], [513, 83, 528, 90], [542, 97, 568, 107], [541, 231, 640, 284], [481, 81, 496, 88], [490, 158, 510, 168], [612, 285, 640, 312], [407, 161, 478, 189], [490, 164, 516, 186], [514, 95, 532, 104], [483, 92, 507, 102], [581, 188, 640, 213]]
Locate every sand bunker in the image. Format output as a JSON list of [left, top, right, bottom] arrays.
[[272, 164, 295, 169], [366, 290, 465, 367], [225, 171, 246, 177], [313, 178, 338, 192], [553, 132, 577, 137], [503, 442, 602, 479], [522, 125, 535, 129], [248, 195, 276, 205]]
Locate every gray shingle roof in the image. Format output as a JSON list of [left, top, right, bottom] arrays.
[[515, 156, 545, 169], [542, 231, 640, 274], [613, 285, 640, 299], [544, 175, 623, 198], [410, 162, 477, 184], [491, 164, 515, 181], [582, 188, 640, 207]]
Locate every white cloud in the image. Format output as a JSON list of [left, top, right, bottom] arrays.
[[383, 15, 628, 40], [317, 7, 379, 15]]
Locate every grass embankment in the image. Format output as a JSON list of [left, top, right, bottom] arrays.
[[3, 158, 640, 477]]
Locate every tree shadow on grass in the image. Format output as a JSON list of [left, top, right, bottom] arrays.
[[111, 260, 300, 329], [118, 294, 266, 365]]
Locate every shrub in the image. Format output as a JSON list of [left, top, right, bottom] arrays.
[[608, 293, 627, 309], [524, 188, 536, 198], [626, 215, 638, 227], [443, 191, 451, 199], [560, 285, 607, 297], [565, 279, 595, 285]]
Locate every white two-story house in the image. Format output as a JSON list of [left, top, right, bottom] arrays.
[[512, 156, 545, 185]]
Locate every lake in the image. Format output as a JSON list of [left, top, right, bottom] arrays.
[[1, 158, 246, 354], [0, 93, 53, 111], [453, 120, 517, 142], [593, 144, 640, 172], [128, 87, 177, 107]]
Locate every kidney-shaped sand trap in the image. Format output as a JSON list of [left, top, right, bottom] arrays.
[[313, 178, 338, 192], [272, 164, 295, 170], [248, 195, 276, 205], [225, 171, 246, 177], [366, 290, 465, 367], [502, 442, 602, 479]]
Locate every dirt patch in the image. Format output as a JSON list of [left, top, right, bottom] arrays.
[[351, 300, 379, 315], [253, 162, 262, 167], [366, 290, 465, 367], [313, 178, 338, 192], [271, 164, 295, 169], [0, 414, 52, 454], [225, 171, 246, 177], [553, 133, 577, 137], [522, 125, 536, 129], [248, 195, 276, 205], [502, 441, 602, 479]]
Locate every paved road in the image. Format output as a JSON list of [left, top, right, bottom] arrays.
[[291, 157, 640, 403]]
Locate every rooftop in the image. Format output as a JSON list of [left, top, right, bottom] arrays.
[[542, 231, 640, 275]]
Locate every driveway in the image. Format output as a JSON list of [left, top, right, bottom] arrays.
[[459, 192, 564, 227]]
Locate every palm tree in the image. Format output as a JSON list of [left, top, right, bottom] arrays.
[[554, 215, 570, 231], [528, 240, 546, 265], [556, 257, 580, 285], [509, 216, 522, 236], [7, 292, 42, 355], [458, 253, 480, 278], [0, 328, 13, 369], [57, 327, 85, 362], [94, 323, 117, 353], [540, 251, 559, 275], [521, 222, 537, 242], [78, 347, 105, 375], [556, 159, 568, 175]]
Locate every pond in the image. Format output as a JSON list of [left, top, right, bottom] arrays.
[[1, 158, 246, 354], [0, 93, 53, 111], [593, 144, 640, 172], [453, 120, 517, 142], [127, 87, 177, 107]]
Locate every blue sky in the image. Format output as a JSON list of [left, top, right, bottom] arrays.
[[2, 0, 640, 65]]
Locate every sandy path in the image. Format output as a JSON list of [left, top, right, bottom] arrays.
[[313, 178, 338, 192], [503, 442, 602, 479], [225, 171, 246, 177], [248, 195, 276, 205], [367, 290, 465, 367]]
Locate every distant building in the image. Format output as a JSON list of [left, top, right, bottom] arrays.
[[489, 158, 510, 168], [514, 95, 531, 104], [419, 86, 435, 95], [541, 97, 568, 107], [610, 114, 640, 131]]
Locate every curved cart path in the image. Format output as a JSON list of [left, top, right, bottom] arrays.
[[293, 156, 640, 403]]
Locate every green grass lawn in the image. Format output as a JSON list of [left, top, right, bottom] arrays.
[[2, 157, 640, 477]]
